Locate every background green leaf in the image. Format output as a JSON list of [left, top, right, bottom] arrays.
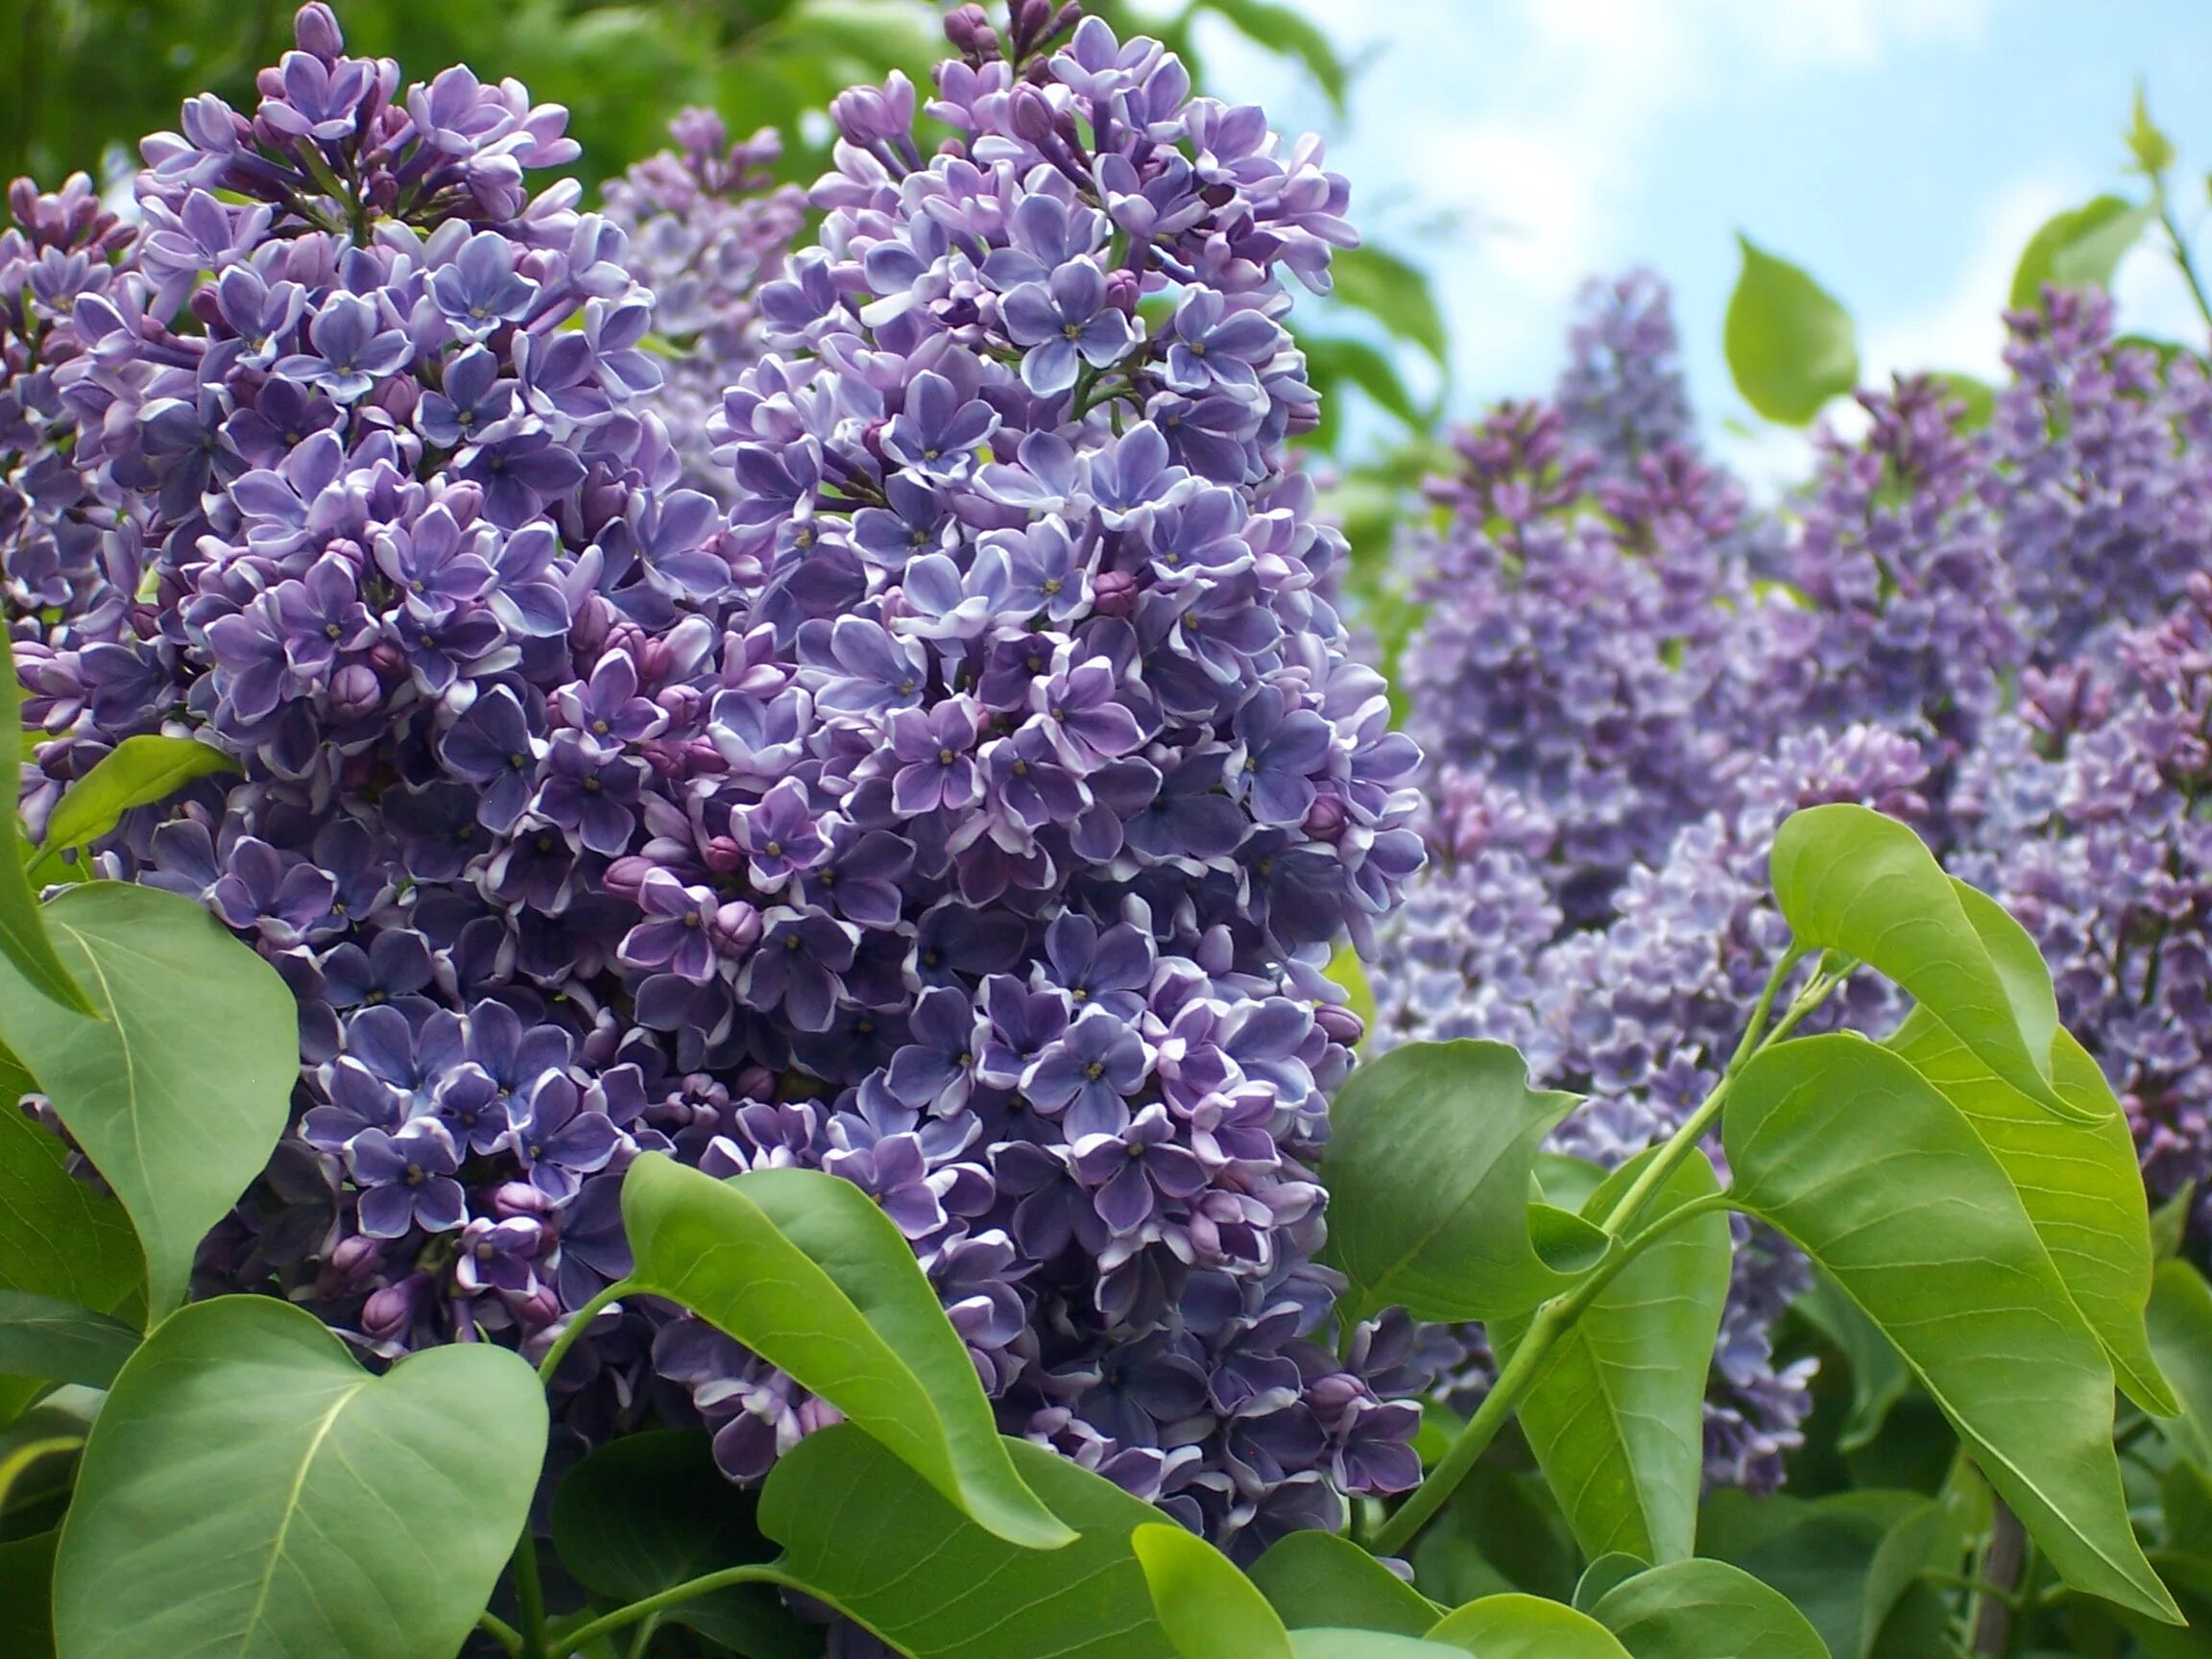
[[550, 1429, 819, 1658], [0, 1292, 138, 1389], [756, 1423, 1173, 1659], [1328, 247, 1452, 365], [0, 1527, 57, 1658], [0, 633, 96, 1020], [0, 1047, 140, 1315], [0, 882, 299, 1320], [1723, 235, 1859, 424], [1135, 1523, 1295, 1659], [1506, 1150, 1730, 1565], [2148, 1260, 2212, 1469], [1768, 805, 2077, 1119], [32, 738, 235, 875], [1427, 1593, 1634, 1657], [1290, 1636, 1465, 1658], [1589, 1557, 1830, 1659], [1793, 1269, 1911, 1454], [1321, 1040, 1582, 1321], [1194, 0, 1349, 109], [2009, 194, 2155, 309], [1250, 1530, 1440, 1636], [1725, 1034, 2177, 1623], [620, 1155, 1070, 1549], [52, 1295, 545, 1659]]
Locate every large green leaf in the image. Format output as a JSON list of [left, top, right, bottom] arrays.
[[1290, 1637, 1464, 1659], [0, 882, 299, 1320], [51, 1294, 545, 1659], [1327, 246, 1450, 365], [1135, 1524, 1295, 1659], [1888, 1004, 2174, 1413], [1723, 235, 1858, 425], [32, 737, 235, 875], [1507, 1150, 1729, 1565], [1588, 1558, 1830, 1659], [1699, 1489, 1952, 1659], [1251, 1530, 1440, 1636], [620, 1155, 1070, 1549], [0, 1050, 140, 1312], [0, 1292, 138, 1388], [756, 1423, 1173, 1659], [1426, 1593, 1632, 1657], [1725, 1035, 2178, 1623], [1320, 1041, 1583, 1321], [550, 1429, 818, 1658], [2149, 1260, 2212, 1469], [1793, 1268, 1911, 1453], [0, 633, 96, 1019], [2010, 195, 2155, 310], [1768, 805, 2080, 1120], [0, 1527, 57, 1658]]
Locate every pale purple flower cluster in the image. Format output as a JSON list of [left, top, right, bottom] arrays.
[[3, 1, 1426, 1560], [603, 111, 806, 500]]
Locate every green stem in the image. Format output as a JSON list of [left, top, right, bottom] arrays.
[[1368, 1191, 1732, 1558], [513, 1527, 549, 1659], [558, 1565, 790, 1651], [2160, 202, 2212, 332], [478, 1611, 525, 1657], [624, 1612, 661, 1659], [539, 1279, 635, 1386]]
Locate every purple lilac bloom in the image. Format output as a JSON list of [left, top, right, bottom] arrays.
[[6, 1, 1424, 1571]]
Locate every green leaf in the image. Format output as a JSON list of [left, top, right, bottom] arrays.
[[1426, 1593, 1633, 1657], [1320, 1040, 1583, 1321], [2152, 1182, 2196, 1264], [1930, 373, 1997, 431], [1768, 805, 2080, 1120], [1589, 1558, 1830, 1659], [1724, 1034, 2179, 1623], [1328, 246, 1450, 365], [1888, 1004, 2175, 1413], [1698, 1489, 1953, 1659], [0, 1527, 56, 1659], [1723, 235, 1858, 425], [0, 1292, 137, 1388], [2149, 1260, 2212, 1469], [1251, 1530, 1440, 1636], [0, 882, 299, 1320], [551, 1429, 818, 1658], [1574, 1555, 1653, 1615], [1135, 1523, 1295, 1659], [1304, 335, 1424, 429], [1794, 1268, 1911, 1453], [1195, 0, 1348, 109], [756, 1423, 1173, 1659], [0, 1051, 140, 1313], [1507, 1150, 1730, 1564], [0, 633, 97, 1020], [1290, 1636, 1465, 1659], [2128, 85, 2179, 177], [2010, 195, 2155, 310], [32, 737, 235, 874], [51, 1295, 545, 1659], [620, 1154, 1071, 1549]]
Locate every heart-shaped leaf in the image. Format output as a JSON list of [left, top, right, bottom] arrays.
[[1320, 1041, 1583, 1321], [1426, 1592, 1633, 1657], [1251, 1530, 1440, 1636], [32, 737, 235, 875], [0, 1047, 139, 1313], [1726, 1034, 2178, 1623], [0, 633, 95, 1019], [621, 1154, 1070, 1549], [0, 1292, 138, 1388], [1135, 1523, 1294, 1659], [1889, 1003, 2175, 1414], [1723, 236, 1858, 425], [1589, 1558, 1829, 1659], [551, 1429, 817, 1657], [2010, 195, 2155, 309], [51, 1294, 546, 1659], [757, 1422, 1173, 1659], [1505, 1149, 1729, 1565], [2149, 1259, 2212, 1469], [0, 883, 298, 1319], [1768, 806, 2081, 1120]]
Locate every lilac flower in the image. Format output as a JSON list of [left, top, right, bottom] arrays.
[[1002, 259, 1140, 397], [347, 1119, 467, 1238], [1023, 1008, 1151, 1138], [879, 372, 1000, 482], [509, 1074, 623, 1202], [1072, 1105, 1209, 1235], [430, 231, 541, 342], [740, 908, 859, 1034], [275, 292, 413, 401]]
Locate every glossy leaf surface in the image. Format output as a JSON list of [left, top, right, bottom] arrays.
[[33, 738, 235, 874], [0, 883, 298, 1319], [1251, 1529, 1440, 1637], [52, 1295, 545, 1659], [1427, 1592, 1633, 1657], [1588, 1557, 1830, 1659], [1135, 1523, 1295, 1659]]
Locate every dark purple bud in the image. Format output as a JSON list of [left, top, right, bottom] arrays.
[[1092, 567, 1139, 617], [1105, 270, 1142, 318], [329, 664, 383, 721], [1314, 1004, 1365, 1047], [1302, 794, 1347, 839], [604, 855, 654, 901], [943, 4, 997, 59], [1009, 84, 1058, 145], [293, 2, 346, 61]]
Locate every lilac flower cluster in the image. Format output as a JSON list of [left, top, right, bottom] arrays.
[[3, 1, 1427, 1561], [1373, 272, 2212, 1488], [603, 111, 806, 499]]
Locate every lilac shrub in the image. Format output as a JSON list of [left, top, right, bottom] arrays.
[[2, 0, 1426, 1561]]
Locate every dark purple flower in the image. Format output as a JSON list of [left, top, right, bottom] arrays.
[[347, 1118, 468, 1238]]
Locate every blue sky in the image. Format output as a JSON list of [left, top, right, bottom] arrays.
[[1196, 0, 2212, 478]]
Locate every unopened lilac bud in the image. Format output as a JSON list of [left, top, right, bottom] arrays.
[[370, 373, 418, 421], [710, 899, 763, 954], [293, 2, 345, 61], [1314, 1003, 1365, 1048], [1008, 84, 1058, 146], [733, 1064, 778, 1104], [943, 4, 997, 60], [669, 107, 730, 161], [702, 834, 745, 875], [1092, 567, 1139, 617], [327, 1231, 384, 1281], [604, 854, 654, 901], [830, 72, 916, 147], [1302, 793, 1347, 839], [362, 1272, 432, 1346], [493, 1180, 552, 1219], [329, 663, 383, 720], [1104, 270, 1141, 318]]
